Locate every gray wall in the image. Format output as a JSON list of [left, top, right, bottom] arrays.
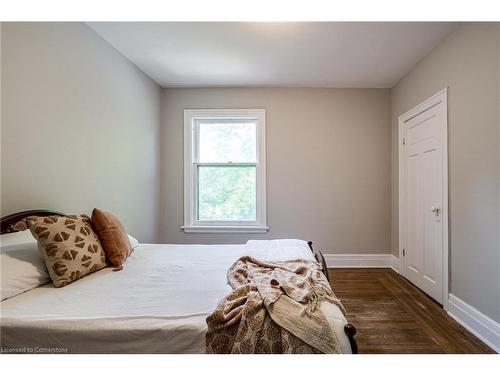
[[1, 23, 161, 242], [390, 23, 500, 320], [161, 87, 391, 253]]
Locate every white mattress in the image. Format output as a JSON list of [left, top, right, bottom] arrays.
[[0, 243, 350, 353]]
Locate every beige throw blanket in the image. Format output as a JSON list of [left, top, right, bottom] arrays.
[[206, 256, 346, 354]]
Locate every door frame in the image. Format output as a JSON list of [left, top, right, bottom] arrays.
[[398, 87, 449, 310]]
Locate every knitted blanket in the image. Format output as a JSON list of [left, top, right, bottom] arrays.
[[206, 256, 345, 354]]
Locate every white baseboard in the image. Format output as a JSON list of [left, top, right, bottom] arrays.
[[447, 294, 500, 353], [324, 253, 399, 269]]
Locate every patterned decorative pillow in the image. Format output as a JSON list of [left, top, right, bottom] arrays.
[[12, 218, 29, 232], [27, 215, 106, 287]]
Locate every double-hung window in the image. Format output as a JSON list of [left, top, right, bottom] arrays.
[[183, 109, 267, 233]]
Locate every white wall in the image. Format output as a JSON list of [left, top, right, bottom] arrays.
[[1, 22, 161, 242], [161, 87, 391, 254], [390, 23, 500, 320]]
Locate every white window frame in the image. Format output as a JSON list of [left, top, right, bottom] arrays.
[[182, 109, 268, 233]]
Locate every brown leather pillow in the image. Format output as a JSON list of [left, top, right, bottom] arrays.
[[91, 208, 132, 269]]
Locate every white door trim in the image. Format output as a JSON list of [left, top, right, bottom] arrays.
[[398, 88, 449, 311]]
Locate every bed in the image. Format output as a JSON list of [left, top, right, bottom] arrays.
[[0, 210, 357, 354]]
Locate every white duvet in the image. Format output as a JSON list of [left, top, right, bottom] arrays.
[[0, 242, 350, 353]]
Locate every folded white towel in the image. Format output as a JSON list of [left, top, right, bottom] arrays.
[[245, 239, 315, 262]]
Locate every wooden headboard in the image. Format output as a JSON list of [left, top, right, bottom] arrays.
[[0, 209, 64, 235]]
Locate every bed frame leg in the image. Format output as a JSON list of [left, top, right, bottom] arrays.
[[344, 323, 358, 354]]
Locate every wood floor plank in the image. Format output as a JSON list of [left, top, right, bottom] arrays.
[[328, 268, 495, 354]]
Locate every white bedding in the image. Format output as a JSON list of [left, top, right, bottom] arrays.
[[0, 243, 350, 353]]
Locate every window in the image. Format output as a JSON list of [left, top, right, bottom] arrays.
[[183, 109, 267, 233]]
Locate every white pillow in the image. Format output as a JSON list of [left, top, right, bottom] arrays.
[[1, 230, 51, 301], [127, 234, 140, 249], [245, 239, 316, 262], [0, 229, 36, 247]]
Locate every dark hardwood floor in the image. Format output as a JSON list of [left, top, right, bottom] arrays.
[[328, 268, 495, 354]]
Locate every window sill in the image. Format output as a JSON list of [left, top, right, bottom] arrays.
[[181, 225, 269, 234]]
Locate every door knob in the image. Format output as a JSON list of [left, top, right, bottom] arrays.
[[431, 206, 440, 214]]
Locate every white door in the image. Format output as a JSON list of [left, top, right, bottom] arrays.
[[399, 89, 448, 305]]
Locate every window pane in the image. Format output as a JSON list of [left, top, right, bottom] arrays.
[[197, 119, 257, 162], [197, 165, 256, 221]]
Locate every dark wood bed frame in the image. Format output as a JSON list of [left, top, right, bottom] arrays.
[[1, 209, 358, 354], [0, 210, 65, 234], [307, 241, 358, 354]]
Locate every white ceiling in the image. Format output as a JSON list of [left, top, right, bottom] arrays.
[[88, 22, 457, 88]]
